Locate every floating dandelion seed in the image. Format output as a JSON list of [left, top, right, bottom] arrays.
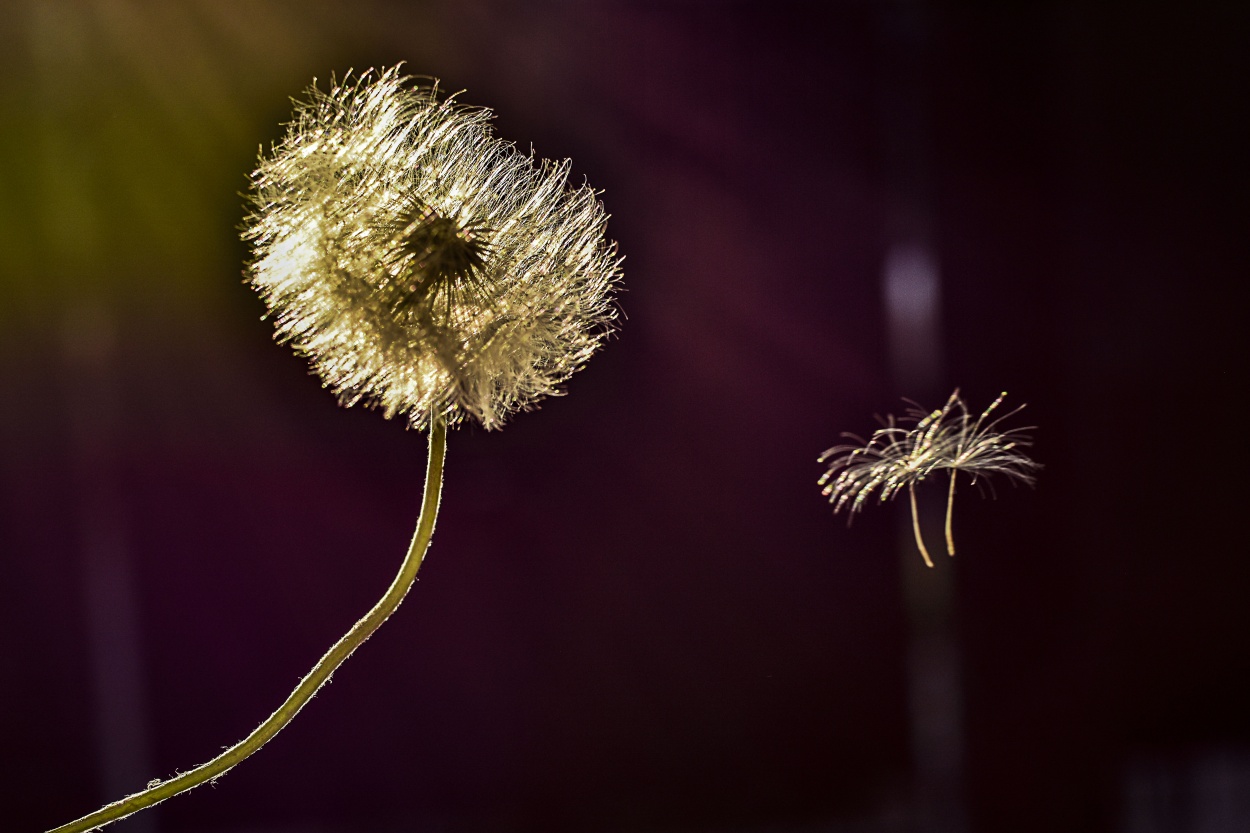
[[244, 65, 620, 429], [818, 390, 1040, 566], [49, 66, 621, 833]]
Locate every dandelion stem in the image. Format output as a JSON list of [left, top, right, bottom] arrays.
[[908, 482, 934, 568], [945, 471, 957, 557], [48, 421, 448, 833]]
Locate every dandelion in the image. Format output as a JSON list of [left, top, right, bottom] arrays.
[[244, 65, 620, 430], [49, 66, 620, 833], [818, 390, 1040, 567]]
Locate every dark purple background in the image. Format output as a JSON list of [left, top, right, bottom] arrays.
[[2, 2, 1247, 832]]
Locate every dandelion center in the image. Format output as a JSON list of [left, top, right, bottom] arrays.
[[388, 201, 493, 311]]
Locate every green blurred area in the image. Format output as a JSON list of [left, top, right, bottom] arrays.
[[0, 0, 446, 324]]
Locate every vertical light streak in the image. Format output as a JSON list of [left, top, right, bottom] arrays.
[[61, 303, 159, 833], [878, 0, 965, 829]]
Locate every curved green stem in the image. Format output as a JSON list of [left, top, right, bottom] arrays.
[[49, 421, 448, 833], [908, 482, 934, 568]]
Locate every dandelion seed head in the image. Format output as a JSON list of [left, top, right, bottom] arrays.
[[818, 389, 1041, 523], [243, 66, 621, 430]]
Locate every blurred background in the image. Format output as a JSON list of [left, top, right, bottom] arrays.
[[2, 1, 1248, 832]]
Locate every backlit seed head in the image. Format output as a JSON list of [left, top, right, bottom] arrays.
[[817, 390, 1041, 564], [243, 66, 621, 429], [818, 389, 1040, 518]]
